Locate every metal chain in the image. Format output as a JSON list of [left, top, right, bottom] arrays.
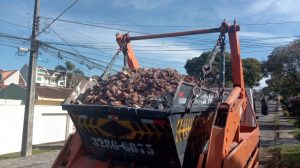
[[100, 49, 121, 80], [202, 42, 220, 78], [218, 33, 226, 102], [201, 33, 224, 82], [121, 33, 130, 69], [201, 33, 226, 102]]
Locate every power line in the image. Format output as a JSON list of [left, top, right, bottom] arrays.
[[40, 16, 300, 28], [42, 40, 188, 69], [0, 42, 19, 48], [0, 30, 296, 69], [242, 21, 300, 26], [37, 17, 298, 54], [40, 16, 148, 34], [0, 19, 29, 29], [43, 28, 124, 74], [0, 30, 293, 56], [48, 27, 105, 68], [0, 32, 30, 41], [37, 0, 80, 36], [44, 42, 122, 68], [41, 43, 120, 71], [43, 38, 289, 51], [42, 46, 111, 76]]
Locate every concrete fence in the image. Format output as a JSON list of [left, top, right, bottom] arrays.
[[0, 105, 74, 155]]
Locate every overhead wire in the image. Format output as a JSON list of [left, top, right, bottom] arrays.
[[41, 42, 121, 72], [0, 19, 29, 30], [49, 27, 108, 68], [37, 0, 80, 36], [44, 28, 121, 72], [37, 17, 298, 55], [43, 42, 123, 69], [0, 42, 19, 48], [40, 16, 300, 29], [0, 19, 298, 71], [39, 16, 148, 35], [0, 30, 295, 56], [43, 48, 99, 76], [1, 14, 292, 74]]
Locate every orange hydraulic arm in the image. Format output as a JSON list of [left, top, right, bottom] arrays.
[[116, 33, 140, 69]]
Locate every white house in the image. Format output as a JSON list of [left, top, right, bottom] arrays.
[[20, 64, 67, 87]]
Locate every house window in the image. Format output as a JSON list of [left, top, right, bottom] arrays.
[[59, 81, 64, 86], [38, 70, 43, 73], [37, 77, 42, 81]]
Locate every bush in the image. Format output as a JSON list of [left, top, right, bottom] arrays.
[[283, 110, 290, 117], [287, 96, 300, 116], [267, 144, 300, 168]]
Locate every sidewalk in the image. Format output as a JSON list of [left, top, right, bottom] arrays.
[[258, 103, 300, 167]]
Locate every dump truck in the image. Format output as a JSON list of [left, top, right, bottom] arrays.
[[52, 21, 260, 168]]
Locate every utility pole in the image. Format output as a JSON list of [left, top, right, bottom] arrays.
[[21, 0, 40, 157]]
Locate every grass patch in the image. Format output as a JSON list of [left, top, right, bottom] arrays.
[[293, 118, 300, 128], [291, 129, 300, 140], [287, 118, 296, 124], [0, 149, 51, 160], [268, 144, 300, 168]]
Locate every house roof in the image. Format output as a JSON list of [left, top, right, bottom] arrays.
[[0, 70, 17, 83], [35, 86, 72, 99], [47, 69, 55, 76]]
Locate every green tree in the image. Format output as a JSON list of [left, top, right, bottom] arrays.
[[55, 61, 84, 88], [262, 40, 300, 99], [184, 51, 232, 86], [184, 51, 262, 87], [242, 58, 262, 87]]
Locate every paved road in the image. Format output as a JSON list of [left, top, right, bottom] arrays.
[[0, 151, 60, 168]]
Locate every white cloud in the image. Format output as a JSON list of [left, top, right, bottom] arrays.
[[247, 0, 275, 14], [248, 0, 300, 20], [239, 31, 276, 39], [131, 40, 202, 63], [239, 31, 295, 44], [111, 0, 174, 10]]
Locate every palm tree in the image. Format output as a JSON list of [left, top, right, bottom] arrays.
[[55, 61, 84, 88]]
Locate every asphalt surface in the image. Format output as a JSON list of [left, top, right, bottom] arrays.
[[0, 150, 60, 168]]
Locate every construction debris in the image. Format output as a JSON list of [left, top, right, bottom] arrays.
[[75, 68, 202, 110]]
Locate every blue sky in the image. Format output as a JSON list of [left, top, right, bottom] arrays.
[[0, 0, 299, 77]]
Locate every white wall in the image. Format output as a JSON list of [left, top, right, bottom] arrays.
[[0, 105, 74, 155], [0, 99, 22, 105], [4, 71, 20, 85]]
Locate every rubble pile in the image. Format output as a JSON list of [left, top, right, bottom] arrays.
[[76, 68, 202, 110]]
